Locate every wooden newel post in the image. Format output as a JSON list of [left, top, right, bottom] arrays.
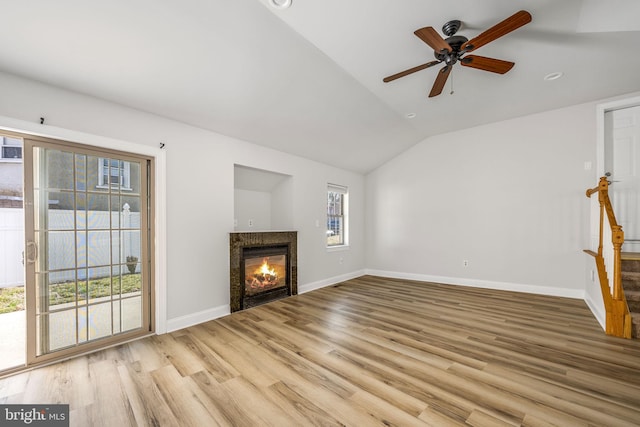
[[612, 225, 624, 301], [585, 176, 631, 338]]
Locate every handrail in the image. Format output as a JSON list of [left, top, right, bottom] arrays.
[[585, 177, 632, 338]]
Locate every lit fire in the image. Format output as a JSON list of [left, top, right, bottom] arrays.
[[258, 259, 277, 277], [246, 258, 279, 290]]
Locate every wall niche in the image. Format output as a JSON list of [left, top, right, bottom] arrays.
[[234, 164, 293, 231]]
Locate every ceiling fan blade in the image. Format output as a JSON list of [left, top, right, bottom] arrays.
[[414, 27, 452, 53], [429, 65, 452, 98], [383, 61, 441, 82], [460, 55, 514, 74], [462, 10, 531, 53]]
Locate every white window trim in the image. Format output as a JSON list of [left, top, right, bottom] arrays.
[[327, 183, 349, 249], [97, 157, 132, 191]]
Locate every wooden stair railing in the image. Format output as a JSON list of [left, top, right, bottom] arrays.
[[585, 177, 632, 338]]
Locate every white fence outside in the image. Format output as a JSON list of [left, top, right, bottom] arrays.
[[0, 206, 140, 288], [0, 208, 24, 288]]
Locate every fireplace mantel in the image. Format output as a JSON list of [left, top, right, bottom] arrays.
[[229, 231, 298, 312]]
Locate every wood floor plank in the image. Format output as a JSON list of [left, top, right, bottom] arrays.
[[173, 333, 239, 383], [266, 380, 348, 426], [118, 361, 181, 426], [187, 371, 265, 426], [2, 276, 640, 426], [221, 376, 311, 426], [87, 359, 137, 427], [465, 409, 518, 427], [150, 364, 217, 427], [298, 346, 429, 417]]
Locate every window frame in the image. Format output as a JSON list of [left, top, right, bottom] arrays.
[[97, 157, 132, 190], [0, 135, 23, 162], [327, 183, 348, 248]]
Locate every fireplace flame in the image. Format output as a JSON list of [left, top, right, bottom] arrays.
[[258, 258, 277, 278], [246, 257, 280, 291]]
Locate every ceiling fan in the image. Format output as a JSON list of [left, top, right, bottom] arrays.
[[383, 10, 532, 98]]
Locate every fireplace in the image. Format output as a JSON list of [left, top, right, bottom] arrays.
[[230, 231, 297, 312]]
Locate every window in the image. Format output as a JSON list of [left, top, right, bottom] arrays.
[[327, 184, 348, 247], [0, 136, 23, 161], [98, 158, 131, 190]]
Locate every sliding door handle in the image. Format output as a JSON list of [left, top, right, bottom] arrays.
[[26, 241, 38, 264]]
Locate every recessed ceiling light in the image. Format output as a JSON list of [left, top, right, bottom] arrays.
[[405, 113, 416, 119], [544, 72, 564, 81], [269, 0, 292, 9]]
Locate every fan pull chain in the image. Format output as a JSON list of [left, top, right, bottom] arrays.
[[450, 69, 454, 95]]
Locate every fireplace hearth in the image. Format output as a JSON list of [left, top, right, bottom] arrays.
[[230, 231, 297, 312]]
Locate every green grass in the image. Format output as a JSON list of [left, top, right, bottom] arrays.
[[0, 274, 142, 313], [0, 286, 25, 314], [50, 274, 142, 305]]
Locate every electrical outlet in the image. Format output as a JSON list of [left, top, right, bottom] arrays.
[[339, 257, 344, 264], [234, 219, 238, 227], [463, 260, 469, 267], [248, 219, 254, 227]]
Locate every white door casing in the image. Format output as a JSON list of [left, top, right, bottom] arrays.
[[599, 97, 640, 252]]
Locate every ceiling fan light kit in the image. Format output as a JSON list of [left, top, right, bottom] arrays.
[[544, 71, 564, 81], [383, 10, 532, 98], [269, 0, 292, 9]]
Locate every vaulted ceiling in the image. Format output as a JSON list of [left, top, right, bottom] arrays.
[[2, 0, 640, 173]]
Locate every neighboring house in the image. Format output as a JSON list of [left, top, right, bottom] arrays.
[[40, 152, 141, 212], [0, 135, 23, 208], [0, 136, 140, 211]]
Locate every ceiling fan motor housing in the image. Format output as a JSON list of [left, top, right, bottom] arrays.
[[434, 35, 468, 63], [442, 19, 461, 37]]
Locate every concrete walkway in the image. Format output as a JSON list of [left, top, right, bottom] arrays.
[[0, 297, 141, 371], [0, 310, 25, 370]]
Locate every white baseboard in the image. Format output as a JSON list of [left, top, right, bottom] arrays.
[[165, 270, 589, 334], [583, 292, 606, 331], [298, 270, 367, 294], [165, 270, 365, 332], [365, 269, 586, 299], [166, 304, 230, 333]]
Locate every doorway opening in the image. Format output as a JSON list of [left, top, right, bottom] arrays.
[[601, 99, 640, 252], [0, 130, 156, 375]]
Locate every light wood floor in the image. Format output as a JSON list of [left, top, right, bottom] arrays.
[[2, 276, 640, 426]]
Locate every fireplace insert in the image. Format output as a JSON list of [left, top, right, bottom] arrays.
[[241, 245, 290, 308], [230, 231, 297, 312]]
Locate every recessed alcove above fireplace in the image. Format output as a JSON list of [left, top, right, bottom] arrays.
[[234, 164, 293, 232], [229, 231, 297, 312]]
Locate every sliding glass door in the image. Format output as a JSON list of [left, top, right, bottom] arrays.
[[23, 137, 153, 364]]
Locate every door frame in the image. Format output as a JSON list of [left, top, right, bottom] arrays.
[[596, 95, 640, 176], [0, 118, 167, 344], [596, 94, 640, 251], [23, 135, 156, 365]]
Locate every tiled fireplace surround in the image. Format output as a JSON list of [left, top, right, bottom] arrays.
[[229, 231, 298, 312]]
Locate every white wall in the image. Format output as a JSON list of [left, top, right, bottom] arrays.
[[233, 176, 295, 232], [0, 71, 365, 331], [366, 102, 598, 298], [271, 178, 294, 231], [234, 189, 272, 231]]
